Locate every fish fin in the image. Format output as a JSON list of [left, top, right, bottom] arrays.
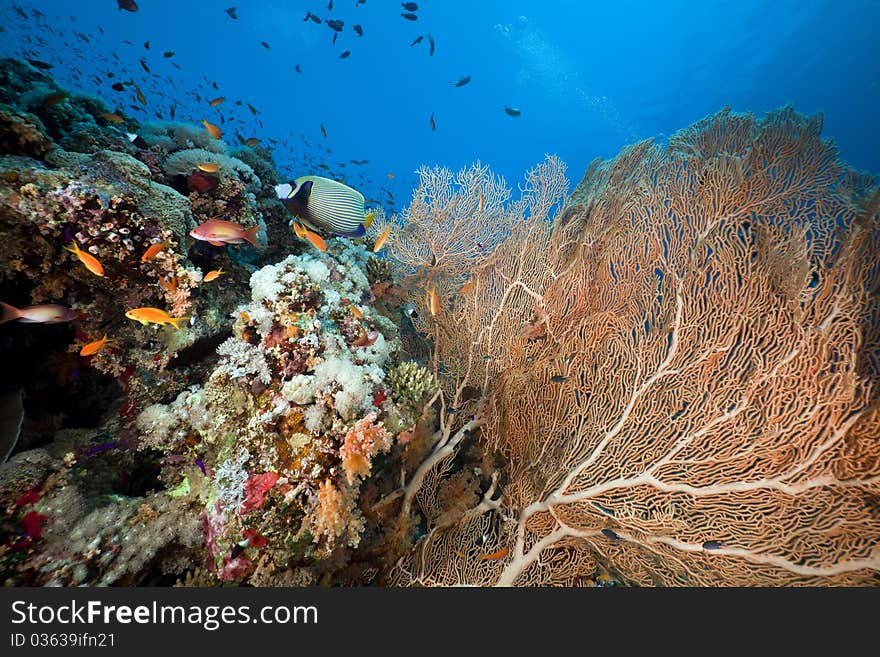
[[208, 240, 226, 247], [169, 316, 190, 330], [241, 225, 263, 247], [334, 223, 366, 238], [0, 302, 21, 324]]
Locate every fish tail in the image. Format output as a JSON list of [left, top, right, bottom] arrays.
[[0, 301, 21, 324], [241, 225, 263, 247], [169, 316, 190, 330]]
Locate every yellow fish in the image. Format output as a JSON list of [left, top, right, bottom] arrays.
[[197, 163, 220, 173], [125, 307, 190, 330], [65, 240, 105, 277], [208, 96, 226, 107], [80, 334, 112, 357], [363, 211, 375, 231]]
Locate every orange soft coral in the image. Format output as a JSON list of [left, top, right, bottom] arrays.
[[339, 412, 393, 485]]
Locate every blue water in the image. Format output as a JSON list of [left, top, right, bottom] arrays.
[[2, 0, 877, 210]]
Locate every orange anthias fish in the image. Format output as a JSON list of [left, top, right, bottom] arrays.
[[373, 225, 391, 253], [80, 334, 112, 356], [208, 96, 226, 107], [427, 286, 440, 317], [296, 223, 327, 252], [132, 82, 146, 105], [141, 239, 168, 262], [478, 546, 509, 561], [350, 305, 363, 319], [203, 268, 224, 282], [243, 138, 261, 147], [64, 240, 105, 277], [0, 302, 78, 324], [189, 218, 261, 246], [100, 112, 125, 123], [197, 162, 220, 173], [202, 119, 222, 139], [459, 279, 474, 295], [125, 307, 190, 329]]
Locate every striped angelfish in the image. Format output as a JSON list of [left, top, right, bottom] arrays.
[[275, 176, 367, 238]]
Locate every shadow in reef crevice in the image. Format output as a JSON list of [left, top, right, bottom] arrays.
[[0, 280, 125, 456]]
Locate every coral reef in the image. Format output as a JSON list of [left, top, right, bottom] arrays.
[[2, 54, 876, 589], [127, 241, 434, 582]]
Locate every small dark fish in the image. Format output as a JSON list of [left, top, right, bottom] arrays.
[[550, 375, 567, 383], [591, 501, 615, 516], [260, 41, 270, 49], [504, 107, 522, 117], [601, 528, 621, 541], [320, 123, 327, 138], [111, 81, 126, 91], [225, 6, 238, 19], [332, 32, 338, 46], [327, 0, 334, 8], [295, 64, 302, 73], [42, 91, 70, 107], [139, 58, 150, 73], [410, 35, 423, 46], [703, 540, 723, 550], [143, 40, 150, 50], [117, 0, 139, 11], [401, 12, 418, 21], [451, 76, 471, 87], [326, 18, 344, 31], [229, 541, 247, 560], [304, 11, 321, 24], [429, 112, 436, 130], [170, 105, 176, 119], [353, 24, 363, 36], [163, 51, 174, 58], [428, 34, 435, 55], [86, 441, 120, 456], [25, 58, 52, 69], [248, 103, 259, 115], [402, 2, 418, 10], [196, 458, 206, 475], [339, 50, 351, 59], [356, 0, 366, 5]]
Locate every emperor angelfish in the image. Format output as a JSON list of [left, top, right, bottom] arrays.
[[275, 176, 367, 238]]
